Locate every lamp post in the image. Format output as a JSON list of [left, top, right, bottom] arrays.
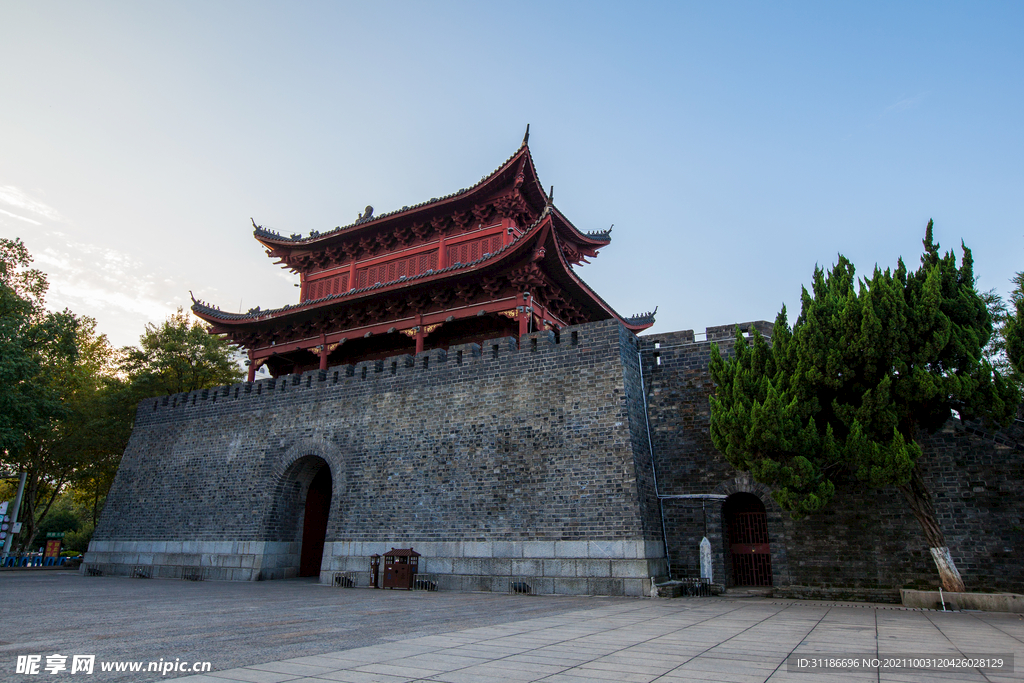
[[1, 471, 27, 560]]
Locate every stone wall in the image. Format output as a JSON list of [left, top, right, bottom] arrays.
[[86, 319, 665, 595], [86, 315, 1022, 599], [639, 324, 1024, 600]]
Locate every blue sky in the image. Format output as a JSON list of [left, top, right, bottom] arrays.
[[1, 2, 1021, 347]]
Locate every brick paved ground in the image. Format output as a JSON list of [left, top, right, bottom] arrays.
[[2, 571, 1021, 682]]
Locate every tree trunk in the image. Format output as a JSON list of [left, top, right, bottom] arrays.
[[897, 467, 965, 592]]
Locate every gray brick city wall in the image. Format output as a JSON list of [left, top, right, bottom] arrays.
[[639, 325, 1024, 600], [86, 315, 1022, 599], [86, 319, 667, 594]]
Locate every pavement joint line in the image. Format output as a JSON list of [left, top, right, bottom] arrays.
[[264, 605, 653, 678], [762, 603, 835, 682], [875, 605, 881, 683], [399, 602, 756, 683], [648, 602, 797, 682], [963, 610, 1024, 647], [920, 609, 994, 683]]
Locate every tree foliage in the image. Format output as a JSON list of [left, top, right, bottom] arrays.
[[709, 222, 1017, 590], [119, 308, 243, 396], [4, 317, 127, 553], [1002, 272, 1024, 377], [1, 240, 245, 554], [0, 239, 79, 458]]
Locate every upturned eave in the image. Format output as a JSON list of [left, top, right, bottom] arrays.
[[252, 141, 548, 252]]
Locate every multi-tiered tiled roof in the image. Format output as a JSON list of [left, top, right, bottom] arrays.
[[192, 131, 655, 378]]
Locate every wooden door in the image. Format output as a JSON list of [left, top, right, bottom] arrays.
[[299, 467, 332, 577]]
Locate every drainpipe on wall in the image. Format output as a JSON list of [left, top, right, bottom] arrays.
[[637, 348, 672, 579]]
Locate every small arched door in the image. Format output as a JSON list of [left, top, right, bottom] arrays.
[[299, 466, 332, 577], [724, 493, 772, 586]]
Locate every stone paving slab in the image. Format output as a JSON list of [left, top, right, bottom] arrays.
[[2, 572, 1022, 682], [172, 600, 1023, 683]]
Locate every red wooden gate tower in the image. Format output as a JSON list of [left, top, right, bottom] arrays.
[[191, 128, 655, 375]]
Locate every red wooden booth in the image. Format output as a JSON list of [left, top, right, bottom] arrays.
[[382, 547, 420, 590]]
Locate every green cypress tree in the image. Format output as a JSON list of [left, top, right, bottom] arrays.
[[709, 222, 1017, 592], [1004, 272, 1024, 376]]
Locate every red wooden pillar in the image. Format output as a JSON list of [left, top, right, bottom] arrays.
[[415, 314, 424, 354], [438, 235, 447, 269], [247, 352, 256, 383], [348, 260, 357, 290], [518, 293, 529, 337]]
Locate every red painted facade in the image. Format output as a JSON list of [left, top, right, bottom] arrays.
[[192, 137, 655, 380]]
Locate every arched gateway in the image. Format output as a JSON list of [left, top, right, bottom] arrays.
[[724, 492, 772, 587], [264, 455, 334, 580]]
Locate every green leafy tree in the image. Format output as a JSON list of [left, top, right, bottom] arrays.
[[119, 308, 243, 396], [0, 239, 140, 553], [9, 318, 122, 553], [709, 222, 1017, 591], [0, 239, 79, 458]]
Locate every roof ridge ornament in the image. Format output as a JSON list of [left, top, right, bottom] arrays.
[[355, 206, 374, 224], [522, 123, 530, 147], [548, 185, 554, 205], [626, 306, 658, 326]]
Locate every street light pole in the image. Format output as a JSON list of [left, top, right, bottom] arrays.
[[2, 472, 27, 560]]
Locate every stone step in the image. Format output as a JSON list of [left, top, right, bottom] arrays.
[[724, 586, 773, 598]]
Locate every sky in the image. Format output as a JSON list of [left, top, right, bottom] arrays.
[[1, 2, 1022, 348]]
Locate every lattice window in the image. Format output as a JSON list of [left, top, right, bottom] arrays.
[[356, 250, 438, 289], [448, 234, 502, 266], [729, 512, 769, 544]]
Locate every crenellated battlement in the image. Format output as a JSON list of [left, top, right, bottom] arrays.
[[140, 319, 779, 425], [639, 320, 774, 350], [137, 319, 633, 424]]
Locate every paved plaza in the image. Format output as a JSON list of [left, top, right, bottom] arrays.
[[1, 571, 1021, 682]]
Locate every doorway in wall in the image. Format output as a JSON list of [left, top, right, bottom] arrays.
[[299, 466, 332, 577], [724, 492, 772, 586]]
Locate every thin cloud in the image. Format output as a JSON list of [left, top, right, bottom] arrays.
[[0, 207, 41, 225], [883, 94, 926, 115], [33, 241, 180, 343], [0, 185, 65, 223]]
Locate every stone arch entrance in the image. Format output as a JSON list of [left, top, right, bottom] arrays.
[[263, 454, 334, 580], [724, 492, 772, 586]]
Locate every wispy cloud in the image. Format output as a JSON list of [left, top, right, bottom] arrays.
[[0, 207, 41, 225], [0, 185, 65, 223], [32, 240, 180, 345], [883, 93, 926, 115]]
